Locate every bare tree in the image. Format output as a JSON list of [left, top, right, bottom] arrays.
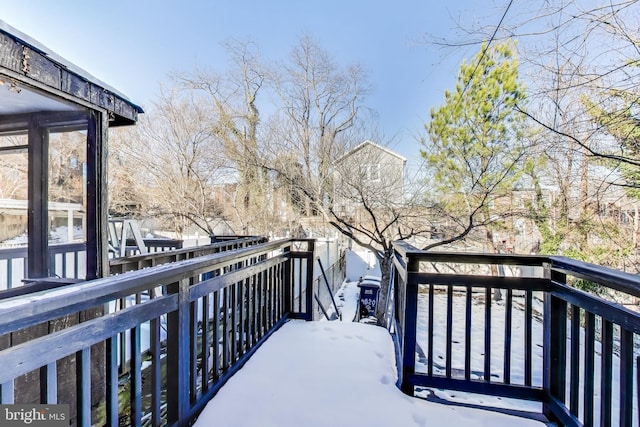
[[514, 0, 640, 269], [0, 135, 27, 200], [256, 36, 439, 323], [109, 88, 230, 237], [265, 34, 370, 217], [108, 35, 436, 323], [173, 39, 275, 234], [48, 131, 85, 204], [108, 128, 147, 218], [332, 141, 437, 318]]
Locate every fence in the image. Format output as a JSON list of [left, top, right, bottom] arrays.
[[392, 240, 640, 427], [0, 238, 315, 427], [314, 257, 345, 320]]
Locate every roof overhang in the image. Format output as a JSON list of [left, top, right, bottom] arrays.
[[0, 20, 143, 126]]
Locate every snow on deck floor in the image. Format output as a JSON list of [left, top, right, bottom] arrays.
[[193, 320, 546, 427]]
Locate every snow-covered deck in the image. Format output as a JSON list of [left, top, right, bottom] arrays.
[[193, 319, 549, 427]]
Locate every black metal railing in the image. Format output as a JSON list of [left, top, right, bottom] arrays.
[[0, 238, 314, 427], [392, 240, 640, 427]]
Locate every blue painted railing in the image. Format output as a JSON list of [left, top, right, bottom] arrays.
[[0, 238, 314, 426], [392, 240, 640, 427]]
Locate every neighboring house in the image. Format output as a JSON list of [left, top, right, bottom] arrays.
[[333, 140, 406, 215]]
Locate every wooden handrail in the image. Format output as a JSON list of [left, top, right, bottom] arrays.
[[0, 238, 316, 426]]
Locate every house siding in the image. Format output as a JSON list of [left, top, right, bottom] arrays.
[[334, 141, 406, 213]]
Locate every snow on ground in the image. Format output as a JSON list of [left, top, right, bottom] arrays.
[[415, 291, 544, 412], [193, 250, 549, 426], [333, 278, 361, 322], [192, 320, 545, 427], [413, 289, 637, 423]]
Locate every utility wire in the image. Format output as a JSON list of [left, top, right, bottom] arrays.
[[456, 0, 515, 106]]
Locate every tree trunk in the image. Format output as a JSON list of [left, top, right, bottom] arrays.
[[375, 251, 394, 326]]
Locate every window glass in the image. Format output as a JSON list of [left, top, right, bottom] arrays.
[[0, 79, 90, 288], [48, 124, 88, 280]]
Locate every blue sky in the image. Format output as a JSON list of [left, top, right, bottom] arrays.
[[0, 0, 500, 165]]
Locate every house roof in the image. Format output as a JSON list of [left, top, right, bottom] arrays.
[[0, 20, 142, 126], [335, 140, 407, 164]]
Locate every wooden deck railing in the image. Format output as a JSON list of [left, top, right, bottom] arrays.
[[0, 237, 266, 298], [108, 236, 268, 275], [0, 243, 87, 291], [392, 240, 640, 427], [6, 236, 637, 426], [0, 238, 314, 427]]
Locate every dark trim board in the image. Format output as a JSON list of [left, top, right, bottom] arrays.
[[0, 24, 142, 125]]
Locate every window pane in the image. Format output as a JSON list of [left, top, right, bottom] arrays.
[[0, 134, 28, 289], [48, 126, 87, 279]]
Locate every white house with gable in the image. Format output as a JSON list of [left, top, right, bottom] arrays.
[[333, 140, 406, 216]]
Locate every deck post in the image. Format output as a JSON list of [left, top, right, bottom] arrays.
[[305, 240, 315, 320], [166, 278, 191, 424], [86, 110, 109, 280], [400, 251, 418, 396], [27, 118, 49, 278], [283, 244, 292, 314], [543, 264, 567, 424]]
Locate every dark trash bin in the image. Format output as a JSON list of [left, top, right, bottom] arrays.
[[357, 278, 381, 321]]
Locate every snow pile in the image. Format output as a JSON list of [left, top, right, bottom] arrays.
[[333, 279, 361, 322], [193, 320, 545, 427]]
